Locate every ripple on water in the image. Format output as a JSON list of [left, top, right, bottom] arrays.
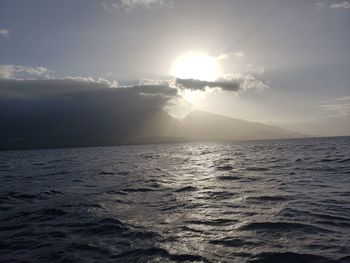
[[239, 221, 333, 234], [0, 137, 349, 262]]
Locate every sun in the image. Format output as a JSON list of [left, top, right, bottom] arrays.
[[170, 51, 221, 81]]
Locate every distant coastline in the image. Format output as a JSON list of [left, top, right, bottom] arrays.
[[2, 134, 349, 152]]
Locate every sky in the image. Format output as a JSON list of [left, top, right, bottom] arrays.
[[0, 0, 349, 136]]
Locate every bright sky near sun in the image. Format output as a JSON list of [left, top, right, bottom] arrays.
[[0, 0, 349, 135], [170, 51, 221, 81]]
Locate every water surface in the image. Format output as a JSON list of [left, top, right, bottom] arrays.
[[1, 137, 350, 262]]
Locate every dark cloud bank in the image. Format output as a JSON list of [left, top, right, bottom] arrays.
[[0, 78, 300, 150], [0, 78, 181, 149], [175, 78, 240, 92]]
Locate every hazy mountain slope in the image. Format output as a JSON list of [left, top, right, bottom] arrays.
[[0, 107, 182, 150], [0, 108, 303, 150], [182, 111, 303, 140], [130, 110, 185, 143]]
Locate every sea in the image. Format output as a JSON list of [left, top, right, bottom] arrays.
[[0, 137, 349, 263]]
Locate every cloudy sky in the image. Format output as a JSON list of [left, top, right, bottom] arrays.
[[0, 0, 349, 135]]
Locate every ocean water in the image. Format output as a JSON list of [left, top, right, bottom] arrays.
[[0, 137, 350, 263]]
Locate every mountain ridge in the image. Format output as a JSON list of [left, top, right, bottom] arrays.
[[180, 110, 303, 141], [0, 108, 304, 150]]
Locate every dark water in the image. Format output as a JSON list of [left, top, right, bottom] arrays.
[[1, 137, 350, 262]]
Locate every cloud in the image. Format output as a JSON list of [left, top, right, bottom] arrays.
[[176, 78, 240, 92], [217, 51, 246, 60], [0, 28, 9, 38], [272, 114, 350, 136], [330, 1, 350, 9], [0, 78, 180, 149], [319, 96, 350, 116], [101, 0, 172, 11], [221, 71, 269, 92], [0, 78, 107, 99], [177, 51, 267, 93], [63, 76, 119, 88], [0, 78, 177, 108], [0, 61, 268, 111], [235, 52, 246, 59], [129, 84, 178, 97], [335, 96, 350, 101], [316, 0, 350, 10], [174, 67, 269, 93], [0, 64, 50, 79]]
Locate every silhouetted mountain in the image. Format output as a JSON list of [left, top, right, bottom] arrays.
[[0, 107, 178, 150], [182, 111, 302, 141], [0, 108, 303, 150]]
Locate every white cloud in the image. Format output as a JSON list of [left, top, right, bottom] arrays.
[[217, 51, 246, 60], [138, 78, 169, 86], [101, 0, 172, 11], [62, 76, 119, 88], [172, 63, 269, 95], [221, 71, 269, 92], [316, 0, 350, 10], [235, 52, 246, 58], [319, 96, 350, 116], [212, 52, 270, 92], [0, 64, 50, 80], [330, 1, 350, 9], [0, 28, 9, 38], [0, 61, 269, 111], [335, 96, 350, 101]]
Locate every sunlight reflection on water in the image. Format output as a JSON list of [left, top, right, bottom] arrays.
[[0, 137, 349, 262]]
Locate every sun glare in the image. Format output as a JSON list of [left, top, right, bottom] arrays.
[[180, 89, 206, 105], [170, 51, 221, 81]]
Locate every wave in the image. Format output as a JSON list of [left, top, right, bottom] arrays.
[[1, 137, 349, 262], [99, 171, 115, 175], [112, 247, 210, 262], [175, 186, 198, 192], [121, 187, 156, 192], [209, 237, 257, 247], [245, 167, 270, 171], [216, 165, 234, 171], [248, 252, 349, 263], [278, 207, 350, 224], [200, 190, 236, 199], [43, 189, 64, 195], [338, 158, 350, 163], [239, 221, 332, 234], [8, 192, 38, 200], [117, 171, 130, 176], [216, 175, 241, 181], [246, 195, 290, 202], [186, 218, 238, 226]]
